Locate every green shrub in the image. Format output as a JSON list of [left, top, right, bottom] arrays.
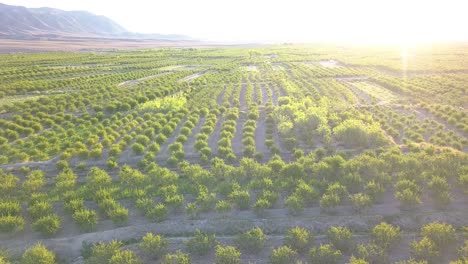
[[108, 249, 141, 264], [33, 214, 61, 236], [184, 230, 217, 256], [284, 195, 304, 215], [309, 244, 342, 264], [28, 201, 53, 220], [146, 204, 167, 222], [326, 226, 353, 252], [21, 243, 56, 264], [215, 245, 241, 264], [161, 250, 191, 264], [350, 193, 373, 213], [234, 227, 266, 253], [356, 243, 388, 264], [270, 246, 297, 264], [253, 199, 271, 216], [215, 200, 232, 215], [229, 190, 250, 210], [0, 201, 21, 216], [86, 240, 122, 264], [131, 143, 145, 155], [371, 222, 401, 250], [0, 215, 25, 233], [284, 227, 313, 252], [73, 209, 98, 231], [410, 237, 439, 263], [139, 233, 167, 259], [108, 207, 129, 226], [320, 193, 340, 213], [420, 222, 457, 248], [135, 135, 150, 145]]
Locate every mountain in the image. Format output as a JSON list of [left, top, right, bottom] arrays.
[[0, 3, 190, 40]]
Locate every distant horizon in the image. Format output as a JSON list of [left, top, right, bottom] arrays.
[[1, 0, 468, 44]]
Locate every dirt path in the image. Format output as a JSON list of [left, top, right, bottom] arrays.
[[178, 70, 211, 83], [260, 84, 268, 106]]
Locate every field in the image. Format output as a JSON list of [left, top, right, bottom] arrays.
[[0, 45, 467, 264]]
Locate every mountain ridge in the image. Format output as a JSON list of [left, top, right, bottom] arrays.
[[0, 3, 191, 41]]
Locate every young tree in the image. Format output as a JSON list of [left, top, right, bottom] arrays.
[[139, 233, 168, 259], [309, 244, 342, 264], [32, 214, 61, 236], [109, 250, 141, 264], [21, 243, 56, 264], [184, 230, 217, 256], [420, 222, 457, 248], [270, 246, 297, 264], [410, 237, 439, 263], [214, 245, 241, 264], [284, 195, 304, 215], [326, 226, 353, 252], [350, 193, 373, 213], [234, 227, 266, 253], [284, 227, 313, 252], [161, 250, 191, 264], [229, 190, 250, 210], [73, 209, 98, 231], [371, 222, 401, 250]]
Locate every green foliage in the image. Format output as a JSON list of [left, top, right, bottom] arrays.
[[410, 237, 440, 263], [21, 243, 56, 264], [234, 227, 266, 253], [140, 97, 186, 113], [420, 222, 457, 248], [350, 193, 373, 213], [0, 201, 21, 216], [215, 245, 241, 264], [326, 226, 353, 252], [309, 244, 342, 264], [0, 215, 25, 233], [131, 143, 145, 155], [73, 209, 98, 231], [108, 207, 129, 226], [28, 201, 53, 220], [109, 250, 141, 264], [215, 200, 232, 215], [395, 180, 422, 209], [184, 230, 217, 256], [284, 227, 313, 252], [356, 243, 388, 264], [270, 246, 297, 264], [139, 233, 168, 259], [146, 203, 167, 222], [284, 195, 304, 215], [371, 222, 401, 250], [32, 214, 61, 236], [333, 119, 388, 148], [229, 190, 250, 210], [161, 250, 191, 264], [85, 240, 123, 264]]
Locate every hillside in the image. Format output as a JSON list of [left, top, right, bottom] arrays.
[[0, 3, 189, 40]]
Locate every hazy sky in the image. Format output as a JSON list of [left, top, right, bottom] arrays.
[[2, 0, 468, 43]]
